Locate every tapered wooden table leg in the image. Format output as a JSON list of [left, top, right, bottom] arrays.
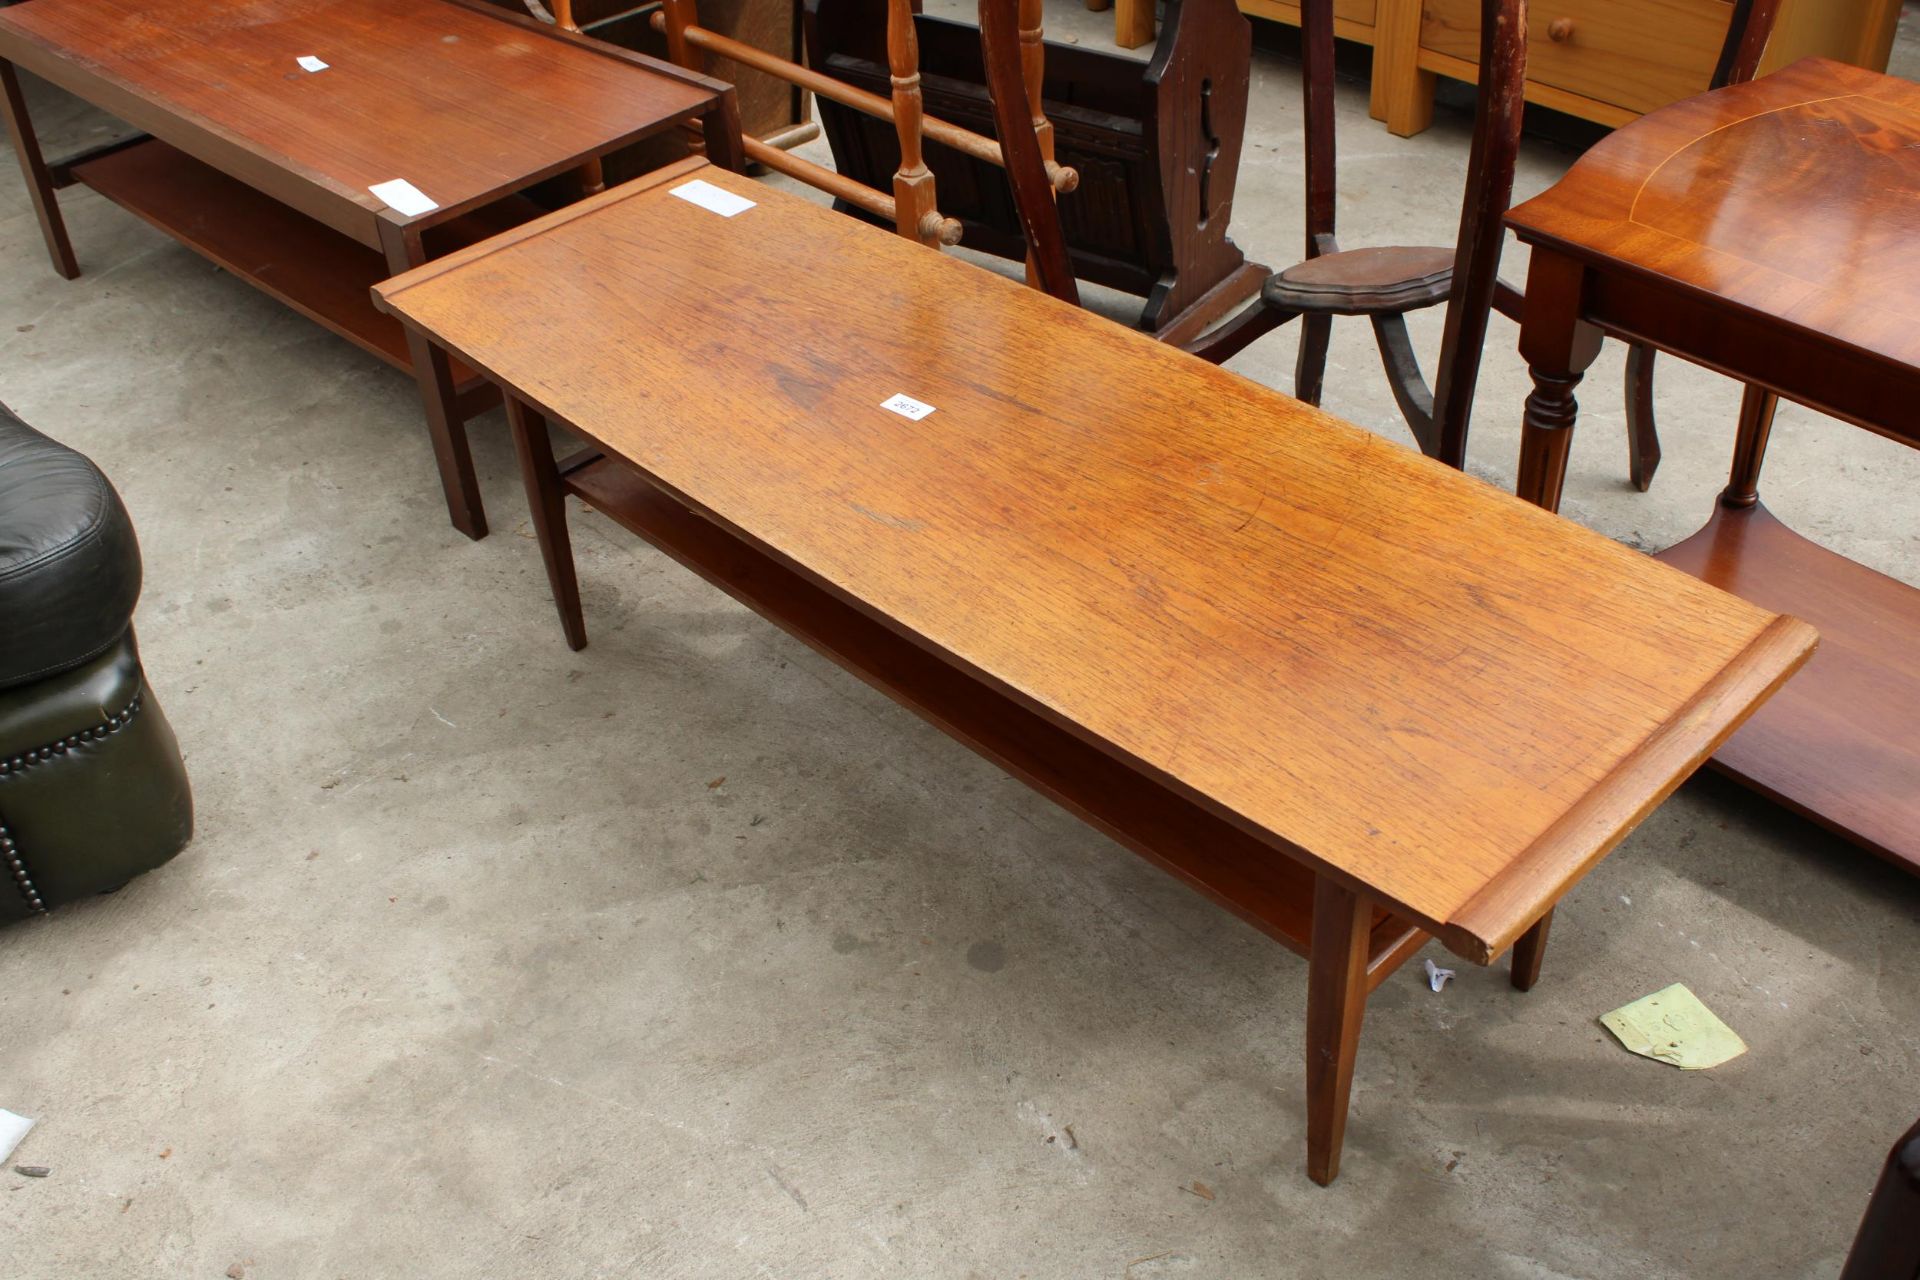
[[506, 397, 587, 651], [401, 325, 487, 539], [1306, 876, 1371, 1185], [1510, 906, 1552, 991], [380, 218, 488, 540], [0, 58, 79, 279]]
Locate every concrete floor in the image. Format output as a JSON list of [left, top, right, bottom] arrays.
[[3, 8, 1918, 1277]]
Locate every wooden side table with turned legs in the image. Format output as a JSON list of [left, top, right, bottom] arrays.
[[1507, 57, 1920, 876]]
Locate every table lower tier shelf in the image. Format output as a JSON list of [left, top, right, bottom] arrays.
[[561, 450, 1433, 977], [1656, 501, 1920, 875], [69, 137, 520, 418]]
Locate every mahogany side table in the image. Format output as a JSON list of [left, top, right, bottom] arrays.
[[1507, 57, 1920, 875]]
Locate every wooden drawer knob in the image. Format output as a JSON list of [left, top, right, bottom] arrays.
[[1548, 17, 1575, 42]]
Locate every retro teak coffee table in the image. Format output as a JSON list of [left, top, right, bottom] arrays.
[[0, 0, 739, 538], [375, 159, 1815, 1182]]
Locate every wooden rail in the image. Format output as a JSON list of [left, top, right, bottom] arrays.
[[649, 0, 1074, 244], [660, 16, 1076, 195]]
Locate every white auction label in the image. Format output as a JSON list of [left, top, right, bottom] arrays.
[[369, 178, 438, 217], [880, 393, 936, 421], [296, 55, 329, 72], [669, 179, 756, 218]]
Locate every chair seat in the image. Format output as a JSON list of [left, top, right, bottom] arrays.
[[1264, 245, 1456, 317]]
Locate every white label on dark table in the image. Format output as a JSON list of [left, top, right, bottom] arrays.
[[669, 179, 756, 218], [880, 394, 937, 421], [296, 55, 329, 72], [369, 179, 438, 217]]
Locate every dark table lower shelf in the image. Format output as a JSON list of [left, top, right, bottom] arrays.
[[70, 137, 522, 417], [1656, 500, 1920, 875]]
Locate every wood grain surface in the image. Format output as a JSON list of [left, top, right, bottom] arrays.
[[1656, 501, 1920, 874], [0, 0, 719, 230], [376, 162, 1814, 962], [1421, 0, 1729, 117], [1507, 58, 1920, 384]]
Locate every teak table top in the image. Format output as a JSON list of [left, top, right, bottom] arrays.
[[0, 0, 720, 243], [1507, 58, 1920, 392], [375, 161, 1815, 964]]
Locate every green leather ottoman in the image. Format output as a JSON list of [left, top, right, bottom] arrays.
[[0, 403, 191, 921]]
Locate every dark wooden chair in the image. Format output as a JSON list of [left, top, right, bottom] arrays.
[[1186, 0, 1778, 476], [803, 0, 1266, 343], [1183, 0, 1525, 469]]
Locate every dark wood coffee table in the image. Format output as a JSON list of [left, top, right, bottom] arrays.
[[1507, 58, 1920, 877], [373, 158, 1815, 1183], [0, 0, 739, 539]]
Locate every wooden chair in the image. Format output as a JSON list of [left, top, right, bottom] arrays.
[[1186, 0, 1778, 475], [802, 0, 1266, 343], [1183, 0, 1525, 469], [1623, 0, 1782, 490], [653, 0, 1077, 283]]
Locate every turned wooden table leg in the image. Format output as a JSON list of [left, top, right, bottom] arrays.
[[1515, 250, 1604, 514], [379, 218, 488, 540], [1720, 383, 1780, 509], [1518, 364, 1582, 511], [506, 397, 587, 651], [0, 59, 79, 280], [1510, 907, 1552, 991], [1306, 876, 1371, 1185]]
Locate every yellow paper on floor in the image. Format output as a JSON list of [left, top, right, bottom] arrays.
[[1600, 983, 1747, 1070]]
